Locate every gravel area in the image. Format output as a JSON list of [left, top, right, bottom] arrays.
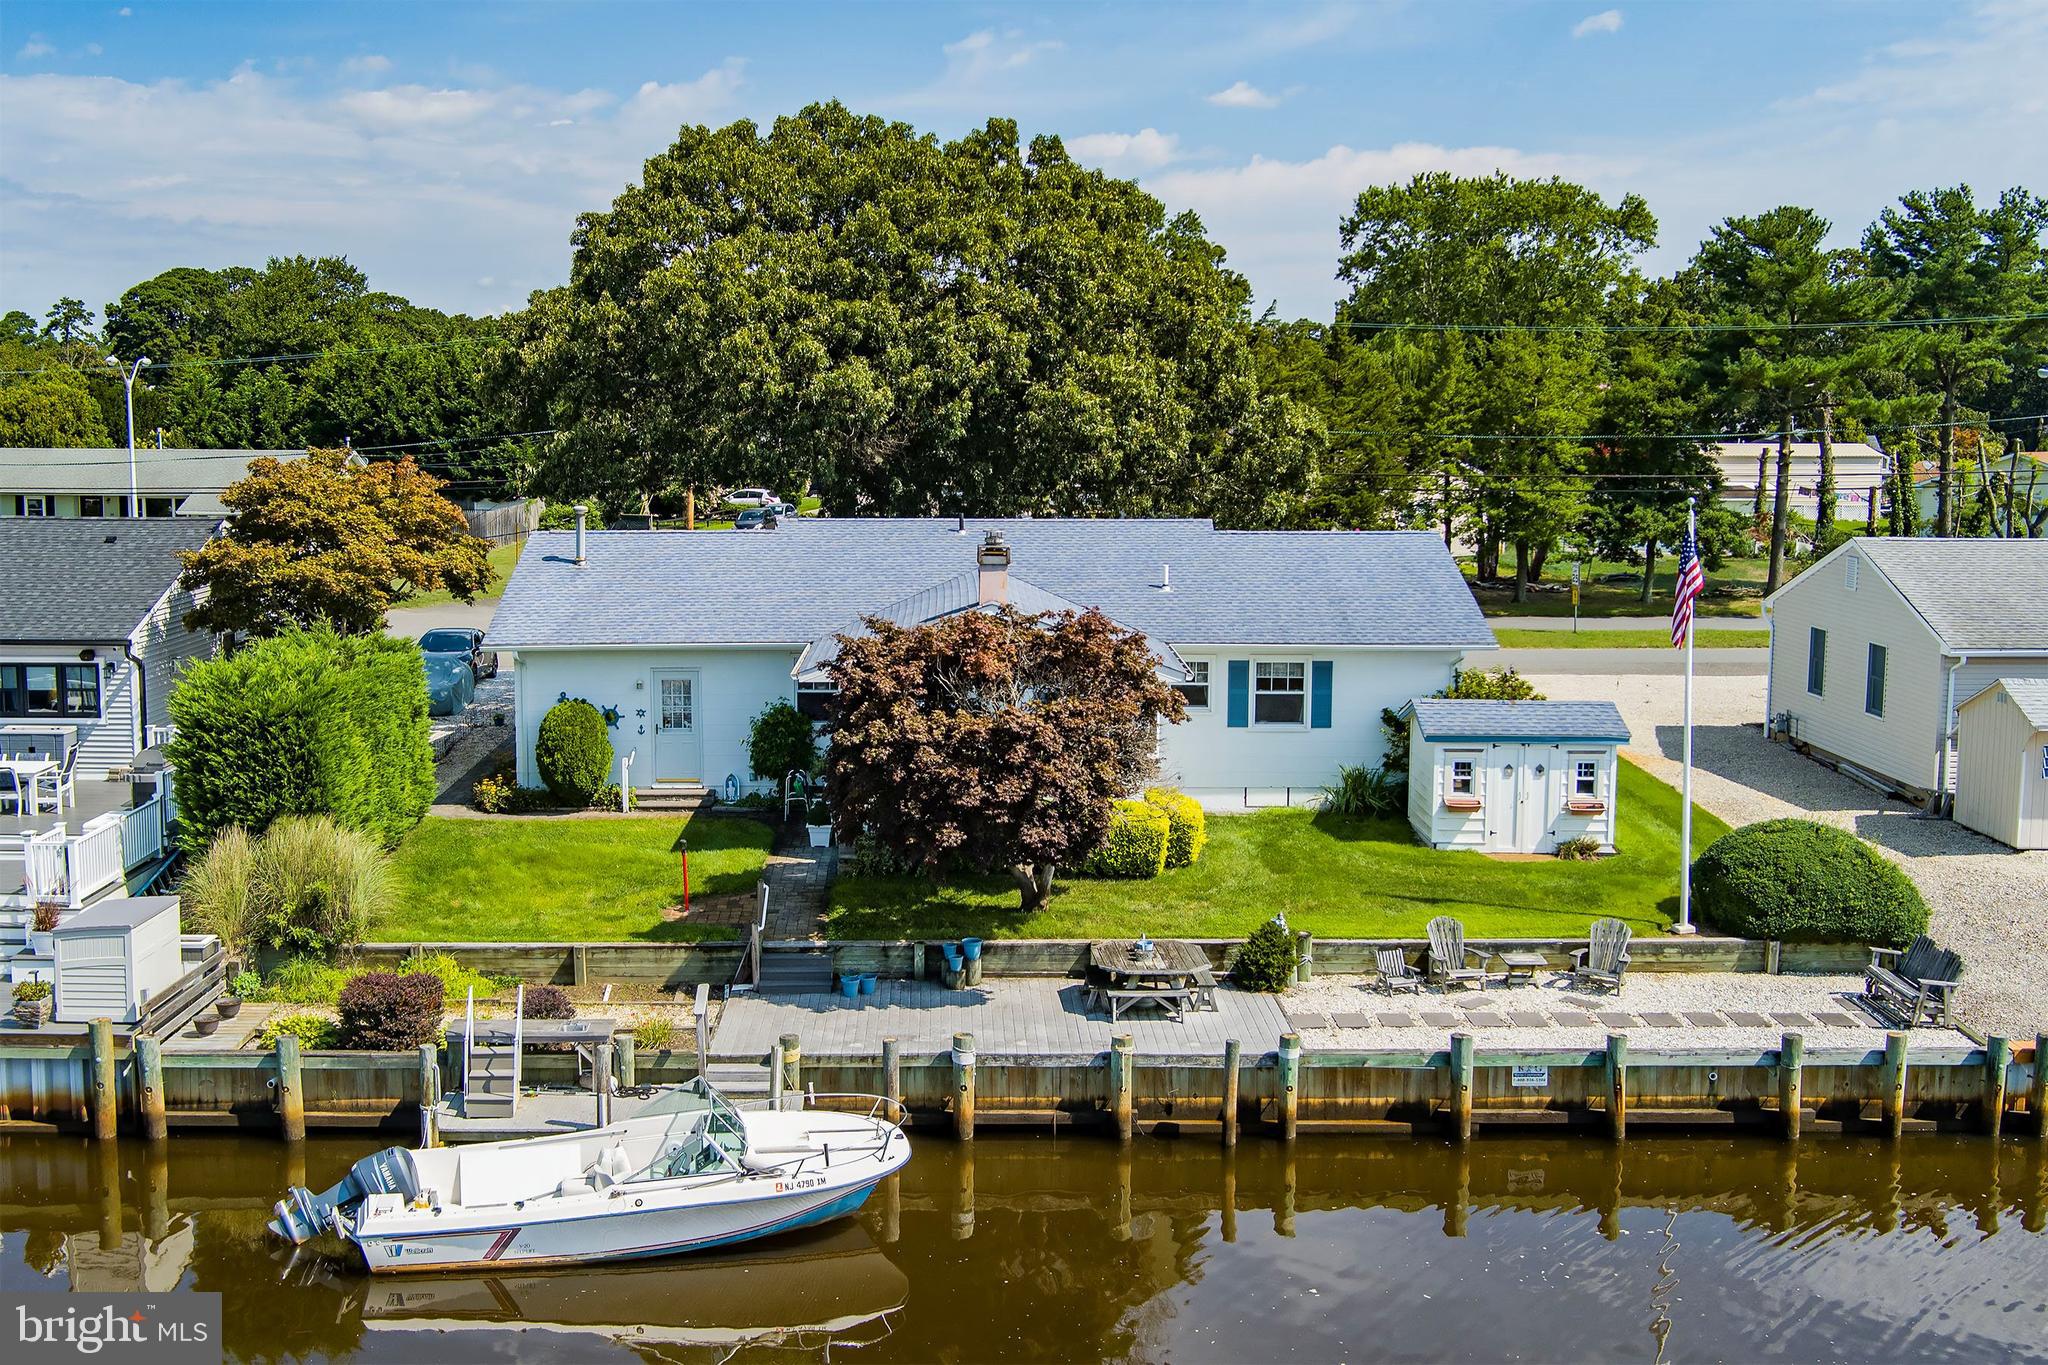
[[1284, 972, 1968, 1054], [1531, 670, 2048, 1043]]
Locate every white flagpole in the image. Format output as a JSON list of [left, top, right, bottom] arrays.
[[1675, 497, 1698, 935]]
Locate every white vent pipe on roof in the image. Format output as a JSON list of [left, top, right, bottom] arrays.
[[574, 504, 587, 565], [1160, 562, 1171, 592]]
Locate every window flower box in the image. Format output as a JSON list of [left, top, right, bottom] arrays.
[[1443, 795, 1483, 812], [1566, 798, 1607, 815]]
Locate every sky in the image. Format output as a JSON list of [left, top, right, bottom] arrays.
[[2, 1, 2044, 326]]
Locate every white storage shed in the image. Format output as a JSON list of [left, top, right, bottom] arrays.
[[1404, 699, 1629, 854], [1953, 679, 2048, 851], [52, 895, 183, 1025]]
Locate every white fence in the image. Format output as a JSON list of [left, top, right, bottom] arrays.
[[6, 767, 176, 910]]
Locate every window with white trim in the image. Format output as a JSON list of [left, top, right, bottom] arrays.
[[1174, 660, 1211, 710], [1572, 757, 1600, 798], [15, 495, 51, 517], [1253, 661, 1306, 725], [796, 679, 837, 721], [1448, 755, 1478, 797]]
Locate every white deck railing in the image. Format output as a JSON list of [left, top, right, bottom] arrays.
[[11, 763, 178, 909]]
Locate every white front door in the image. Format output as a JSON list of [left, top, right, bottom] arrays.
[[1516, 746, 1557, 853], [652, 670, 702, 782]]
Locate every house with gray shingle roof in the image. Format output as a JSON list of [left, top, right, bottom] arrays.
[[1397, 699, 1629, 853], [0, 518, 219, 780], [1763, 537, 2048, 805], [2, 446, 307, 520], [486, 517, 1497, 809]]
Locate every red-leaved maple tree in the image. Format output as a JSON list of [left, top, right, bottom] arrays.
[[825, 608, 1186, 909]]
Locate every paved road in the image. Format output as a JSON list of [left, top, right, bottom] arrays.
[[386, 600, 498, 637], [1492, 646, 1766, 676], [1487, 615, 1762, 632]]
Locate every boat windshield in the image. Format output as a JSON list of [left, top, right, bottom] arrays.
[[638, 1080, 749, 1163], [637, 1078, 718, 1121]]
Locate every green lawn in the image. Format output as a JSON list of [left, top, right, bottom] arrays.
[[1469, 554, 1764, 619], [1492, 627, 1770, 649], [824, 759, 1730, 942], [378, 814, 774, 942], [404, 539, 523, 606]]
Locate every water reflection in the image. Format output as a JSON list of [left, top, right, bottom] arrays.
[[2, 1132, 2044, 1363]]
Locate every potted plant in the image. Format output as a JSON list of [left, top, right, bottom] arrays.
[[11, 979, 52, 1029], [804, 797, 834, 849], [216, 994, 243, 1020], [28, 903, 60, 956]]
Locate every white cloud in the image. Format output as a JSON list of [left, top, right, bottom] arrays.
[[1573, 10, 1624, 39], [1065, 128, 1182, 171], [888, 28, 1063, 111], [118, 6, 132, 15], [342, 54, 393, 75], [337, 84, 501, 130], [1207, 80, 1279, 109], [942, 28, 1058, 75], [16, 36, 55, 60]]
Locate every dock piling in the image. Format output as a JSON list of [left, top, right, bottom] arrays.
[[2033, 1033, 2047, 1142], [1449, 1031, 1474, 1142], [595, 1042, 614, 1127], [1882, 1031, 1908, 1137], [1606, 1033, 1628, 1141], [1984, 1036, 2010, 1138], [1221, 1039, 1240, 1147], [780, 1033, 802, 1106], [417, 1043, 439, 1147], [882, 1037, 901, 1113], [952, 1031, 976, 1141], [90, 1018, 118, 1142], [1778, 1033, 1804, 1141], [1277, 1032, 1301, 1140], [618, 1032, 637, 1090], [1110, 1034, 1135, 1141], [274, 1033, 305, 1142], [768, 1039, 785, 1108], [1295, 932, 1313, 983], [135, 1034, 166, 1144]]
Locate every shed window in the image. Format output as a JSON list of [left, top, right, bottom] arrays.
[[1864, 644, 1887, 718], [1175, 660, 1211, 710], [1806, 627, 1826, 696], [1448, 756, 1477, 796], [1573, 758, 1600, 797], [1253, 662, 1306, 726]]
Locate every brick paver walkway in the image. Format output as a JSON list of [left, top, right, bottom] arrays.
[[761, 823, 835, 940]]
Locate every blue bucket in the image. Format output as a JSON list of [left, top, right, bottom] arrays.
[[942, 943, 963, 965], [961, 937, 983, 962], [859, 973, 878, 996], [839, 974, 860, 999]]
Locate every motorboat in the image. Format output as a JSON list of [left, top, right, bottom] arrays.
[[270, 1079, 909, 1273]]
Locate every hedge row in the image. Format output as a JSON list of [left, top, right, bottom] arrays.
[[1080, 789, 1210, 880], [167, 626, 434, 852]]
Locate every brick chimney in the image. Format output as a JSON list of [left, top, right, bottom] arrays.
[[976, 530, 1010, 605]]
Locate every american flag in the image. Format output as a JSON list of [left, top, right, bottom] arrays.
[[1671, 517, 1705, 647]]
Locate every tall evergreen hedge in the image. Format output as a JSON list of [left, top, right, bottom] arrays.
[[166, 626, 434, 852]]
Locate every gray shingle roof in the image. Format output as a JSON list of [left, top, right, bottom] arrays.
[[1408, 698, 1630, 743], [1972, 678, 2048, 730], [0, 519, 217, 643], [1853, 539, 2048, 652], [1, 447, 303, 498], [485, 519, 1495, 652]]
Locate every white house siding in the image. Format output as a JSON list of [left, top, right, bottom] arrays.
[[1407, 727, 1618, 853], [1156, 647, 1462, 809], [1954, 688, 2048, 850], [131, 582, 214, 731], [1766, 542, 1947, 794], [3, 644, 138, 780], [509, 647, 803, 793]]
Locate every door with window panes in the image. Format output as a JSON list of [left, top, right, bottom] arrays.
[[650, 669, 702, 782]]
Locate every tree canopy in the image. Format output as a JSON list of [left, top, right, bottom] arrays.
[[500, 101, 1312, 523], [179, 449, 496, 637], [824, 606, 1185, 909]]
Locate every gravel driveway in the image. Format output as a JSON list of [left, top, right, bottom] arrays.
[[1530, 670, 2048, 1044]]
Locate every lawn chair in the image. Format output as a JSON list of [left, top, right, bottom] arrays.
[[1570, 917, 1632, 993], [1425, 917, 1491, 991], [0, 768, 20, 816], [1372, 946, 1423, 995], [33, 747, 77, 813]]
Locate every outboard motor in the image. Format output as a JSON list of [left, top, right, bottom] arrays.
[[270, 1147, 419, 1245]]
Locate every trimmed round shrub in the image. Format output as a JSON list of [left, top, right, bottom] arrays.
[[521, 985, 576, 1020], [1230, 919, 1299, 993], [1081, 799, 1171, 878], [335, 971, 446, 1051], [1691, 819, 1929, 946], [535, 699, 613, 806], [1144, 788, 1208, 869], [747, 701, 819, 785], [256, 1011, 339, 1050]]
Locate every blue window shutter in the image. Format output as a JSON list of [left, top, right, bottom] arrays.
[[1226, 660, 1249, 728], [1310, 660, 1333, 728]]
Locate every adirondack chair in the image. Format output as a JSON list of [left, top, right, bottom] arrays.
[[1425, 917, 1491, 991], [1570, 918, 1632, 993], [1864, 936, 1964, 1028], [1372, 946, 1423, 996]]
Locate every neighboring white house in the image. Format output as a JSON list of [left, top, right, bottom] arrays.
[[0, 518, 219, 778], [0, 446, 307, 520], [1709, 441, 1886, 524], [1763, 537, 2048, 804], [1401, 699, 1627, 854], [484, 517, 1499, 811], [1953, 679, 2048, 850]]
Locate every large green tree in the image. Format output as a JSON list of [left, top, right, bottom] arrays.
[[1334, 173, 1656, 598], [500, 101, 1311, 523]]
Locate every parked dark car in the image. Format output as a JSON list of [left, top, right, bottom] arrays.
[[733, 507, 781, 530], [419, 627, 497, 680]]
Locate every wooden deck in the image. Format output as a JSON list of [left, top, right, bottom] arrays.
[[711, 977, 1290, 1060]]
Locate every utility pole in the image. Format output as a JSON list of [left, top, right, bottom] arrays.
[[105, 355, 151, 517]]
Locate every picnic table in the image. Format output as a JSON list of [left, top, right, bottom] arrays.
[[1087, 939, 1217, 1023]]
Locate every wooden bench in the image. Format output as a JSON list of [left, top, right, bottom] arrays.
[[1104, 988, 1192, 1023], [1863, 936, 1963, 1028]]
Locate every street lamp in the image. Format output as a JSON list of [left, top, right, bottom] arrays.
[[104, 355, 150, 517]]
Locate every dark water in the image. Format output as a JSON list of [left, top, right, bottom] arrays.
[[3, 1131, 2044, 1363]]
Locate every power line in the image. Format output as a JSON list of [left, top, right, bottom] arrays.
[[1330, 311, 2048, 335], [1323, 411, 2048, 443], [0, 333, 499, 379]]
